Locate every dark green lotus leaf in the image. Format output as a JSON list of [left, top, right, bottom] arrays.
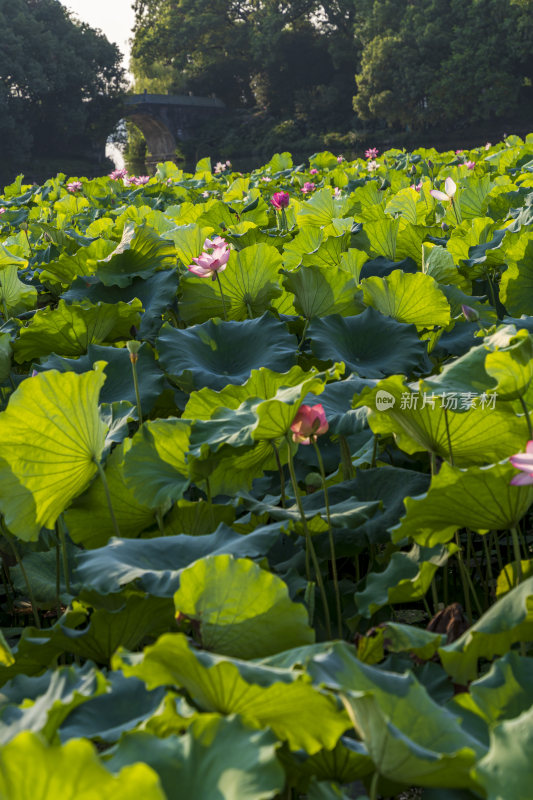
[[37, 342, 165, 412], [157, 313, 297, 392], [59, 672, 165, 744], [473, 704, 533, 800], [392, 462, 533, 547], [75, 523, 284, 596], [100, 401, 138, 447], [162, 499, 235, 535], [452, 651, 533, 728], [179, 242, 284, 324], [282, 265, 362, 320], [14, 299, 142, 362], [438, 576, 533, 684], [40, 238, 116, 288], [104, 717, 285, 800], [0, 662, 107, 744], [358, 256, 418, 280], [123, 418, 191, 510], [280, 736, 373, 794], [303, 375, 376, 436], [10, 545, 79, 605], [308, 309, 431, 378], [96, 223, 176, 287], [306, 779, 359, 800], [307, 642, 484, 789], [355, 543, 454, 617], [62, 270, 180, 341], [115, 633, 351, 754], [0, 732, 165, 800], [173, 555, 314, 658]]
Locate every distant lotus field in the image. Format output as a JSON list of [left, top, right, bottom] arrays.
[[0, 136, 532, 799]]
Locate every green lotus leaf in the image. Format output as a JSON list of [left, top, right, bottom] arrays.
[[483, 326, 533, 400], [281, 736, 373, 793], [40, 238, 116, 288], [0, 365, 107, 540], [281, 265, 362, 320], [75, 524, 284, 597], [122, 418, 191, 510], [179, 242, 284, 324], [10, 546, 79, 606], [385, 186, 428, 225], [447, 218, 506, 278], [355, 375, 525, 465], [157, 314, 297, 392], [173, 555, 314, 659], [0, 333, 12, 384], [0, 662, 107, 744], [355, 544, 454, 617], [438, 577, 533, 684], [362, 218, 430, 265], [95, 223, 176, 287], [283, 227, 330, 269], [338, 248, 369, 280], [115, 633, 351, 753], [360, 270, 451, 328], [295, 188, 349, 228], [307, 642, 483, 789], [421, 343, 495, 399], [63, 269, 179, 341], [499, 235, 533, 316], [458, 175, 496, 220], [392, 462, 533, 547], [59, 671, 165, 744], [380, 622, 444, 661], [0, 732, 165, 799], [105, 717, 285, 800], [162, 499, 235, 535], [14, 299, 142, 362], [452, 651, 533, 728], [0, 244, 28, 269], [422, 244, 471, 292], [307, 309, 430, 378], [65, 439, 156, 548], [0, 265, 36, 315], [38, 342, 165, 412], [473, 705, 533, 800]]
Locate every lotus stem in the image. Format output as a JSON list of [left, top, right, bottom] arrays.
[[95, 460, 121, 538], [518, 395, 533, 440], [0, 277, 9, 322], [339, 435, 354, 479], [455, 531, 483, 619], [371, 434, 379, 468], [450, 197, 461, 226], [313, 439, 342, 638], [370, 771, 380, 800], [55, 533, 61, 618], [270, 441, 286, 508], [5, 534, 40, 629], [286, 434, 332, 639], [214, 272, 228, 321], [511, 527, 523, 585], [130, 355, 143, 426], [299, 318, 310, 352], [57, 516, 71, 595], [443, 408, 454, 466]]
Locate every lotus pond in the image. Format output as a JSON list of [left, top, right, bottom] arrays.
[[0, 137, 532, 799]]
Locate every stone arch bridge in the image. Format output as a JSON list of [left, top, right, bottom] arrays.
[[123, 92, 226, 167]]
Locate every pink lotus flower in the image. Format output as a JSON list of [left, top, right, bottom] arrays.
[[430, 177, 457, 203], [337, 155, 344, 163], [510, 441, 533, 485], [367, 160, 379, 172], [0, 208, 5, 215], [333, 187, 342, 199], [455, 149, 464, 155], [187, 238, 230, 280], [310, 168, 318, 175], [109, 168, 128, 180], [214, 161, 228, 174], [365, 147, 379, 159], [67, 181, 82, 193], [466, 161, 475, 170], [291, 404, 329, 445], [226, 160, 232, 167], [133, 175, 150, 185], [485, 142, 492, 150], [410, 181, 423, 192], [262, 176, 272, 183], [201, 190, 210, 198], [271, 191, 290, 209], [301, 182, 316, 193]]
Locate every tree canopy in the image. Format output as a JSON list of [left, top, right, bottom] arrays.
[[0, 0, 126, 179]]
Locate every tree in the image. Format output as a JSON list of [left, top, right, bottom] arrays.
[[0, 0, 126, 177]]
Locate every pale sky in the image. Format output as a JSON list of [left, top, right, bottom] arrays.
[[60, 0, 136, 71]]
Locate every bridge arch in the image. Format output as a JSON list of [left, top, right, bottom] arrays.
[[126, 111, 177, 167]]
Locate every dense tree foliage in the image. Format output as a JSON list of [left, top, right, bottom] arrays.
[[0, 0, 126, 178], [131, 0, 533, 159]]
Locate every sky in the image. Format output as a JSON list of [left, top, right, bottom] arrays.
[[60, 0, 135, 71]]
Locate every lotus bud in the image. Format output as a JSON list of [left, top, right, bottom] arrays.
[[461, 304, 479, 322]]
